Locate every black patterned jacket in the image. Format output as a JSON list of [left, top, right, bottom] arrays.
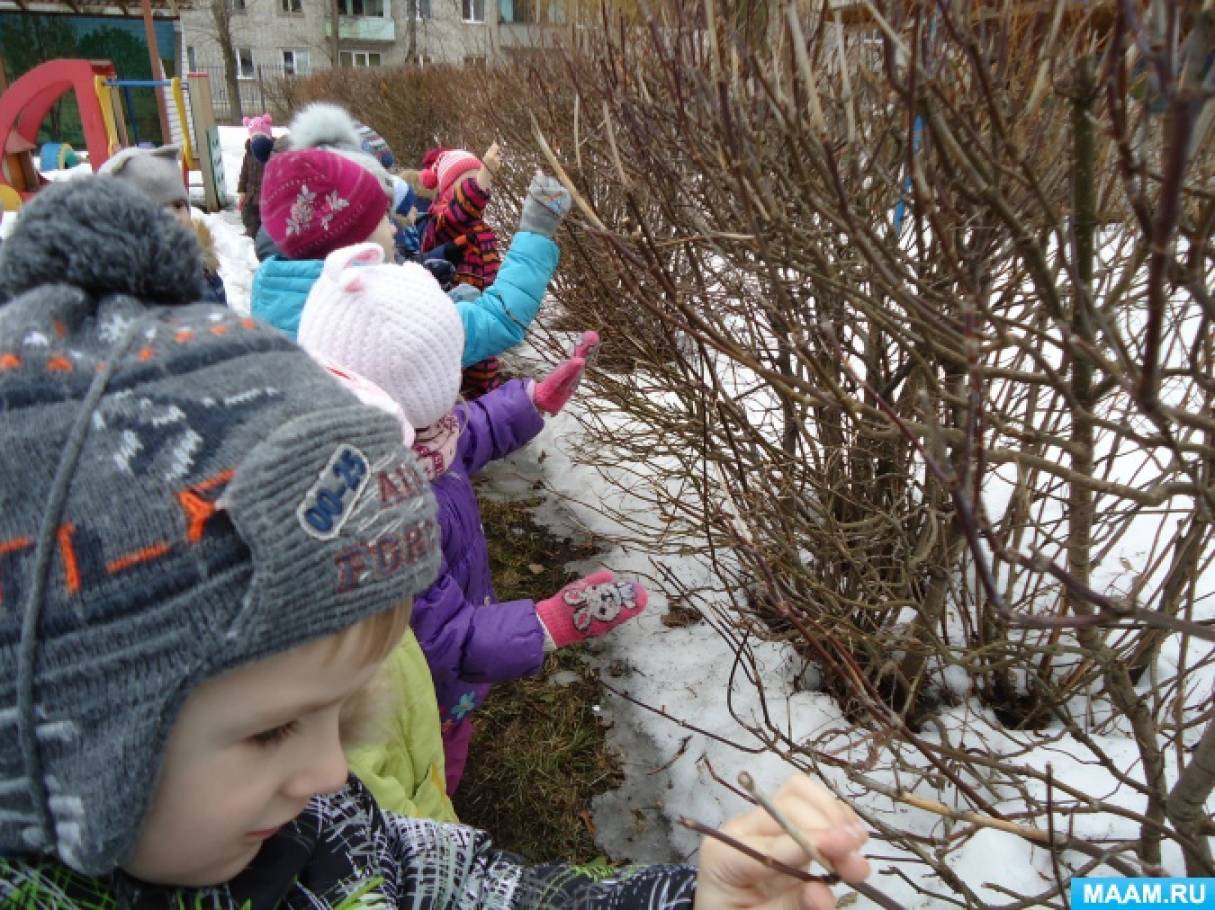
[[0, 777, 698, 909]]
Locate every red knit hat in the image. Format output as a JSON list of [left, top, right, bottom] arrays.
[[420, 145, 448, 170], [419, 149, 481, 197], [261, 148, 390, 260]]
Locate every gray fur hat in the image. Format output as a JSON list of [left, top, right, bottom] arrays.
[[0, 177, 441, 874], [0, 177, 205, 306], [98, 144, 189, 209], [288, 102, 393, 197]]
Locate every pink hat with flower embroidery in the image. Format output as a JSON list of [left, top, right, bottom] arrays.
[[261, 148, 390, 260]]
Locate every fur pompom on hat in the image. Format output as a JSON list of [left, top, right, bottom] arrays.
[[243, 112, 273, 140], [261, 148, 390, 260], [0, 185, 440, 875], [0, 176, 204, 305], [299, 243, 465, 430], [97, 144, 188, 209], [288, 102, 393, 196], [420, 149, 481, 197]]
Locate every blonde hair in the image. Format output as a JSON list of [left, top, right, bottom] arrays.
[[334, 599, 411, 746], [395, 168, 436, 201]]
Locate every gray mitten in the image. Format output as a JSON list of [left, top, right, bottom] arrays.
[[517, 172, 572, 238]]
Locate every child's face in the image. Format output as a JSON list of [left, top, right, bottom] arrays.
[[122, 622, 388, 887], [368, 213, 398, 262], [166, 198, 193, 229]]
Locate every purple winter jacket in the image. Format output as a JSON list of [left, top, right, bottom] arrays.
[[410, 379, 547, 792]]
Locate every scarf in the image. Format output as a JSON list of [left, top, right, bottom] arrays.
[[412, 413, 459, 480]]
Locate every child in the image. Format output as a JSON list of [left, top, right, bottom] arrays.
[[418, 144, 508, 399], [98, 144, 227, 305], [390, 172, 422, 259], [355, 118, 397, 169], [300, 245, 642, 793], [254, 126, 572, 376], [419, 143, 501, 291], [0, 175, 872, 910], [237, 113, 273, 238], [251, 145, 395, 337]]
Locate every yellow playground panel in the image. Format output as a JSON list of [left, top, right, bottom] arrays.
[[93, 75, 196, 170]]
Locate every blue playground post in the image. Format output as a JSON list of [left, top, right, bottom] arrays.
[[892, 115, 924, 239]]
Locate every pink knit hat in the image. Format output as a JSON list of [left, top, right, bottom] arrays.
[[420, 149, 481, 197], [243, 113, 273, 140], [261, 148, 390, 260]]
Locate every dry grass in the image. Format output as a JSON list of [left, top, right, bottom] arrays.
[[452, 492, 625, 864]]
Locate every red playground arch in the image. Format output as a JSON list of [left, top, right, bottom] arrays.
[[0, 59, 117, 201]]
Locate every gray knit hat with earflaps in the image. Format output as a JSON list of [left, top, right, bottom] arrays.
[[0, 177, 441, 875]]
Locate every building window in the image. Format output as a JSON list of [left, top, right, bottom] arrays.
[[280, 0, 302, 10], [463, 54, 486, 66], [236, 47, 254, 79], [501, 0, 543, 22], [281, 48, 310, 75], [186, 45, 197, 71], [415, 0, 431, 19], [227, 0, 246, 9], [341, 0, 386, 15], [462, 0, 484, 21], [339, 50, 382, 67]]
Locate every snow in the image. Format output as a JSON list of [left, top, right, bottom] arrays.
[[200, 206, 258, 316]]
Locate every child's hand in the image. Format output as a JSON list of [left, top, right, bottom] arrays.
[[482, 141, 501, 174], [475, 142, 501, 190], [695, 775, 870, 910], [518, 171, 573, 238], [572, 329, 600, 365], [530, 355, 586, 415], [536, 570, 648, 650]]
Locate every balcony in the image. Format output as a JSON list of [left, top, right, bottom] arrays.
[[324, 15, 396, 42]]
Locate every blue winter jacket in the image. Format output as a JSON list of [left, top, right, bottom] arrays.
[[458, 230, 558, 368], [250, 256, 325, 340], [250, 232, 559, 358], [201, 269, 228, 307]]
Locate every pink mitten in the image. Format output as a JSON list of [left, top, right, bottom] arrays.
[[531, 356, 586, 416], [536, 569, 649, 650], [573, 329, 601, 363]]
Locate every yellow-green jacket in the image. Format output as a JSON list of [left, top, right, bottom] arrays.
[[346, 631, 458, 822]]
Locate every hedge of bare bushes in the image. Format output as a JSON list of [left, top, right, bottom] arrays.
[[284, 3, 1215, 903]]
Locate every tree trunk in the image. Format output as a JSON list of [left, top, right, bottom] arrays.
[[407, 0, 418, 60], [211, 0, 243, 123], [330, 0, 342, 68]]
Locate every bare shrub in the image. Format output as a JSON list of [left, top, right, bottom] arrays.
[[259, 11, 1215, 896], [463, 0, 1215, 902], [266, 63, 493, 165]]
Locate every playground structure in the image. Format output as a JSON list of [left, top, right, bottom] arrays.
[[0, 58, 225, 211]]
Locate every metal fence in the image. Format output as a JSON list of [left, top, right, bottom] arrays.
[[191, 62, 293, 123]]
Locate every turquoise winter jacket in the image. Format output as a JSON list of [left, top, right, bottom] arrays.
[[250, 233, 559, 363], [250, 256, 324, 340], [457, 230, 558, 368]]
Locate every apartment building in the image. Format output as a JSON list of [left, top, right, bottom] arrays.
[[180, 0, 565, 79]]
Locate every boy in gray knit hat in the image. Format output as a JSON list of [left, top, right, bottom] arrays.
[[0, 179, 870, 908]]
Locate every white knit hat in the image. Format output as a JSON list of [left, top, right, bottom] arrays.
[[299, 244, 465, 430]]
